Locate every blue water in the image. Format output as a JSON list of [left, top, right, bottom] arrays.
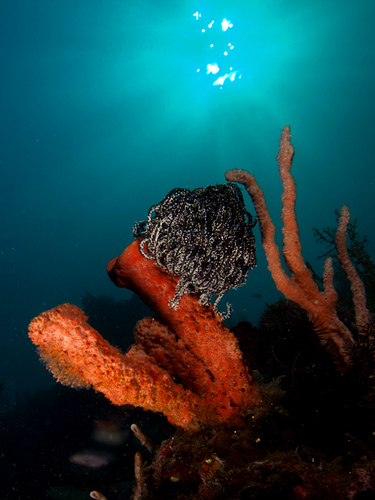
[[1, 0, 374, 398]]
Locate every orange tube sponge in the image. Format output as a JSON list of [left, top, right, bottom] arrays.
[[134, 316, 211, 396], [28, 303, 201, 430], [107, 240, 260, 425]]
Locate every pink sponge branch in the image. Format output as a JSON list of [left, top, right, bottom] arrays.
[[336, 205, 371, 330], [226, 126, 370, 365]]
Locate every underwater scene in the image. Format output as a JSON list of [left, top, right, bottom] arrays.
[[1, 0, 375, 498]]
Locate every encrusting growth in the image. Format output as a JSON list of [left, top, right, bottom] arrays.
[[226, 126, 370, 365]]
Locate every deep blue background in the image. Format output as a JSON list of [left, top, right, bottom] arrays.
[[1, 0, 374, 398]]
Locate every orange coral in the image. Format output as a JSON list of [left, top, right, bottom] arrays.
[[107, 239, 260, 423], [28, 240, 260, 431], [29, 303, 201, 430], [226, 126, 370, 365]]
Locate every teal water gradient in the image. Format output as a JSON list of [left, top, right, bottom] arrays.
[[1, 0, 374, 396]]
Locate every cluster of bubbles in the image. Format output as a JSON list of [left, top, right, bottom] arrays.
[[193, 11, 241, 88], [133, 183, 257, 319]]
